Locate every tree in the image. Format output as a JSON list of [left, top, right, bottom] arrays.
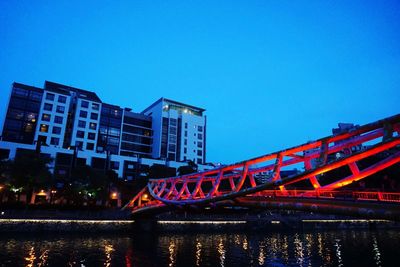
[[7, 152, 53, 201]]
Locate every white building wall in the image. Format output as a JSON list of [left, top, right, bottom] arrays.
[[34, 90, 71, 147], [180, 112, 205, 164], [70, 98, 101, 151]]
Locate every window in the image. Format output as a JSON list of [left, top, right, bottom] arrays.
[[38, 135, 47, 144], [81, 100, 89, 108], [50, 137, 59, 145], [4, 119, 22, 130], [46, 93, 55, 101], [99, 126, 107, 134], [108, 137, 120, 145], [169, 135, 177, 143], [29, 91, 42, 102], [198, 133, 203, 140], [12, 87, 28, 98], [170, 118, 177, 126], [58, 95, 67, 103], [89, 122, 97, 130], [88, 132, 96, 140], [75, 141, 83, 149], [185, 123, 188, 129], [26, 112, 37, 123], [54, 116, 63, 124], [86, 143, 94, 150], [24, 123, 33, 133], [184, 139, 187, 145], [90, 113, 98, 120], [184, 147, 187, 153], [79, 110, 87, 118], [40, 124, 49, 133], [44, 103, 53, 111], [56, 105, 65, 113], [184, 131, 187, 137], [108, 127, 120, 136], [198, 126, 203, 132], [76, 131, 84, 138], [42, 113, 51, 122], [197, 158, 203, 164], [7, 109, 24, 120], [52, 126, 61, 134], [92, 103, 99, 110], [197, 150, 202, 156], [197, 141, 202, 148], [78, 120, 86, 128], [26, 101, 40, 111]]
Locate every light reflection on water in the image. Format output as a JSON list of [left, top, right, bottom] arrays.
[[0, 230, 399, 266]]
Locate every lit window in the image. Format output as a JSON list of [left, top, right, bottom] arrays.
[[24, 123, 33, 133], [40, 124, 49, 133], [42, 113, 51, 122], [89, 122, 97, 130]]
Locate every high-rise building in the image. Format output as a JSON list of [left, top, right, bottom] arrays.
[[142, 98, 206, 164], [0, 81, 210, 180]]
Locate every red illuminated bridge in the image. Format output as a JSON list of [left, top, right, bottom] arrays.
[[124, 114, 400, 220]]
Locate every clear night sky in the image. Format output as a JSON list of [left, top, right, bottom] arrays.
[[0, 1, 399, 164]]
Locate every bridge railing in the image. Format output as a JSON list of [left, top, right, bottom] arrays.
[[254, 190, 400, 203]]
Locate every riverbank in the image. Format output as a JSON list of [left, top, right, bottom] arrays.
[[1, 208, 400, 233]]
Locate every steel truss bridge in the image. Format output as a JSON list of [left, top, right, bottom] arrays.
[[124, 114, 400, 220]]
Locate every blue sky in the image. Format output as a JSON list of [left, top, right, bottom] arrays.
[[0, 0, 399, 164]]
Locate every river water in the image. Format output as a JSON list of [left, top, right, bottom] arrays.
[[0, 230, 398, 266]]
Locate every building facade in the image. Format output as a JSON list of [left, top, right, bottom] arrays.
[[142, 98, 206, 164], [0, 81, 211, 181]]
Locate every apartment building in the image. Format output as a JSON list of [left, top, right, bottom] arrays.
[[0, 81, 211, 181]]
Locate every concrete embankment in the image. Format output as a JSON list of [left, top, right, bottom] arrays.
[[1, 209, 400, 233]]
